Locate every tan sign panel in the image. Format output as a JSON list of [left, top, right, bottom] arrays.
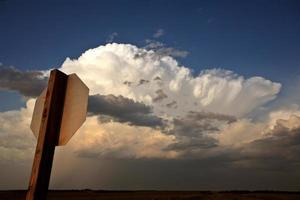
[[58, 73, 89, 145], [30, 73, 89, 146], [30, 88, 47, 139]]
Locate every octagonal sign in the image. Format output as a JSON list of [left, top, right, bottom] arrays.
[[30, 73, 89, 146]]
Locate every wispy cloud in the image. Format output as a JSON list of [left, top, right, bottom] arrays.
[[153, 28, 164, 38], [106, 32, 118, 43], [144, 39, 189, 58]]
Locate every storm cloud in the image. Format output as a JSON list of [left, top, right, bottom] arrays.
[[1, 43, 298, 190], [164, 111, 236, 152], [88, 94, 165, 128], [0, 66, 47, 97]]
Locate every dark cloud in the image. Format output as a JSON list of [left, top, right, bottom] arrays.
[[155, 47, 189, 58], [170, 111, 236, 137], [138, 79, 150, 86], [0, 66, 164, 128], [0, 66, 162, 128], [73, 124, 300, 190], [133, 51, 148, 59], [88, 94, 165, 128], [163, 114, 300, 181], [123, 79, 150, 87], [241, 134, 300, 166], [166, 100, 177, 108], [165, 135, 218, 151], [165, 113, 300, 164], [237, 115, 300, 168], [188, 111, 237, 123], [123, 81, 133, 86], [165, 111, 236, 152], [153, 76, 161, 81], [0, 66, 47, 97], [153, 89, 168, 102], [267, 115, 300, 137]]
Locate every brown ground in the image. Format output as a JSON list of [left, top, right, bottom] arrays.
[[1, 190, 300, 200]]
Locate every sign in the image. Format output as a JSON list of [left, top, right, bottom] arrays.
[[26, 69, 89, 200], [30, 74, 89, 145]]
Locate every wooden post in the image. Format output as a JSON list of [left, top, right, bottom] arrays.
[[26, 70, 68, 200]]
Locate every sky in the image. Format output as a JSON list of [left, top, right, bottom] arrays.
[[0, 0, 300, 191]]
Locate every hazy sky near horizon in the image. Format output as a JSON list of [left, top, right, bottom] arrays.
[[1, 0, 300, 190]]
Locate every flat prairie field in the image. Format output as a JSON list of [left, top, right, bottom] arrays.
[[1, 190, 300, 200]]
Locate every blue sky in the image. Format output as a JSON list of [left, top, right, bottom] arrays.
[[1, 0, 299, 82]]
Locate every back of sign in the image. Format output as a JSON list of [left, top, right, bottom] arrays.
[[30, 73, 89, 146]]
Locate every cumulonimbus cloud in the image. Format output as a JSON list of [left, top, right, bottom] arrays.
[[1, 44, 281, 120], [59, 43, 281, 118], [0, 43, 287, 161], [2, 42, 300, 191]]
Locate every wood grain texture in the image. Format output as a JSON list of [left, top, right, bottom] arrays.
[[26, 69, 68, 200]]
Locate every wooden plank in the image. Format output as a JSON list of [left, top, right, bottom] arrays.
[[26, 69, 68, 200]]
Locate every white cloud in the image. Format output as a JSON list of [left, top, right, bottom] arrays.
[[69, 116, 178, 159], [53, 43, 282, 159], [217, 119, 265, 146], [268, 107, 300, 129], [0, 99, 35, 162], [217, 108, 300, 147], [60, 43, 281, 118]]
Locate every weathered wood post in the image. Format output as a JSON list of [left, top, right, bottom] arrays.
[[26, 69, 67, 200], [26, 69, 89, 200]]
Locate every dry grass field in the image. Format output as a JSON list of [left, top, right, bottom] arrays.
[[1, 190, 300, 200]]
